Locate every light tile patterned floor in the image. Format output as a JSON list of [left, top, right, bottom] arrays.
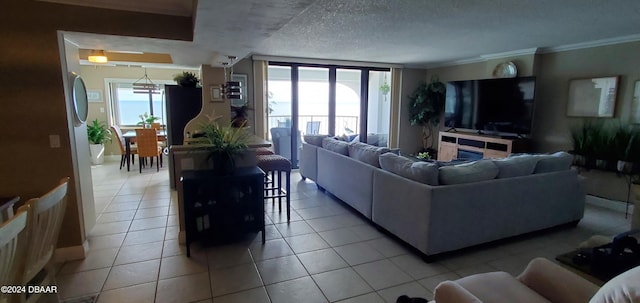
[[56, 158, 631, 303]]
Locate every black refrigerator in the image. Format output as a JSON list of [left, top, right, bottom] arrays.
[[166, 85, 202, 188]]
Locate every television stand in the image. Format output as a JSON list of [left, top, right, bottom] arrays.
[[437, 132, 530, 161]]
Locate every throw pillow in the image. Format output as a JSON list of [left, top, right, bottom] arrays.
[[322, 137, 349, 155], [303, 135, 327, 147], [438, 160, 499, 185], [589, 265, 640, 303], [348, 142, 390, 168], [492, 155, 539, 178], [534, 151, 573, 173], [379, 153, 439, 185]]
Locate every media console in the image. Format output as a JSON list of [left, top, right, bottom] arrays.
[[437, 132, 530, 161]]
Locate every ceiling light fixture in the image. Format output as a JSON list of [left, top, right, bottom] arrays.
[[87, 50, 108, 63], [133, 68, 159, 95], [223, 56, 241, 99]]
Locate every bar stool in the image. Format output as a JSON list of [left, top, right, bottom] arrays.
[[257, 154, 291, 222], [256, 147, 274, 156]]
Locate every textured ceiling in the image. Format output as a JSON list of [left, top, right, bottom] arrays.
[[62, 0, 640, 68]]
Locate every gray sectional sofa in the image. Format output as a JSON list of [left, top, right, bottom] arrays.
[[300, 138, 586, 260]]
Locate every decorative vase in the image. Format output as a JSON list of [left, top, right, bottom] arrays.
[[617, 160, 634, 174], [595, 159, 608, 170], [89, 143, 105, 165]]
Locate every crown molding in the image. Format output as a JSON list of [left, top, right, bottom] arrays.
[[538, 34, 640, 53], [252, 55, 404, 69], [480, 48, 539, 60], [425, 48, 539, 69]]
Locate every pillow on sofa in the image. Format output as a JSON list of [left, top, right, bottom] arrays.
[[322, 137, 349, 155], [348, 142, 390, 167], [534, 151, 573, 173], [589, 265, 640, 303], [439, 160, 499, 185], [492, 155, 539, 178], [379, 153, 439, 185], [303, 135, 328, 147]]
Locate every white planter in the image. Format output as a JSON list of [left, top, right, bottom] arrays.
[[89, 144, 105, 165]]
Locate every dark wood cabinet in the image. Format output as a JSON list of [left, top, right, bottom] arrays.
[[181, 167, 265, 257], [166, 85, 202, 188]]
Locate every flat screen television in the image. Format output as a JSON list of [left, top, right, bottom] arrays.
[[444, 76, 536, 136]]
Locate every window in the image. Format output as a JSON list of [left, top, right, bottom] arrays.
[[266, 63, 391, 167], [108, 80, 172, 126]]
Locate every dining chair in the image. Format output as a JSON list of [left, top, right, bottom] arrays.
[[0, 208, 29, 303], [111, 125, 137, 169], [150, 123, 168, 154], [17, 177, 69, 303], [135, 128, 163, 173]]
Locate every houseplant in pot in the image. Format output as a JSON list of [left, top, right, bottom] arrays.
[[87, 119, 112, 165], [408, 77, 446, 155], [231, 104, 251, 128], [173, 71, 201, 88], [616, 125, 639, 173], [200, 111, 249, 175]]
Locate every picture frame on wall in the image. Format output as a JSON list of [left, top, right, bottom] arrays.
[[566, 76, 618, 117], [210, 85, 223, 102], [230, 74, 248, 107], [632, 80, 640, 123]]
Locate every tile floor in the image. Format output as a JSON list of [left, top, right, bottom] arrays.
[[55, 158, 632, 303]]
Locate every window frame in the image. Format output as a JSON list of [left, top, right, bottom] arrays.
[[104, 78, 175, 127]]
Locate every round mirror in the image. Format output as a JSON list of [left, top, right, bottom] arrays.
[[71, 73, 88, 126]]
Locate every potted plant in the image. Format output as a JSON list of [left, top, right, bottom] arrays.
[[408, 77, 446, 154], [571, 120, 601, 168], [380, 81, 390, 102], [616, 125, 640, 173], [200, 111, 249, 175], [137, 112, 159, 128], [173, 71, 201, 88], [231, 104, 251, 128], [87, 119, 112, 165]]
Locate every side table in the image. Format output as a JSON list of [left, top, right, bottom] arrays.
[[181, 167, 265, 257]]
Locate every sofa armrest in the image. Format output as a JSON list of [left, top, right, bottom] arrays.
[[434, 281, 483, 303], [517, 258, 599, 303]]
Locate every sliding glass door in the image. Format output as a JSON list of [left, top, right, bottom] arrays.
[[267, 63, 391, 168]]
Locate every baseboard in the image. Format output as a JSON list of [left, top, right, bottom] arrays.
[[54, 240, 89, 262], [179, 231, 186, 245], [105, 155, 120, 161], [586, 195, 635, 214]]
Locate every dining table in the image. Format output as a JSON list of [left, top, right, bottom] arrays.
[[0, 196, 19, 224], [122, 130, 167, 171]]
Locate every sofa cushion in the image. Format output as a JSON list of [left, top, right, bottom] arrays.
[[348, 142, 390, 168], [455, 272, 550, 303], [439, 160, 499, 185], [534, 151, 573, 173], [322, 137, 349, 155], [492, 155, 539, 178], [379, 153, 439, 185], [304, 135, 328, 147], [589, 265, 640, 303]]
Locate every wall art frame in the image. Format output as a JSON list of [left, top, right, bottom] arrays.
[[566, 76, 618, 118]]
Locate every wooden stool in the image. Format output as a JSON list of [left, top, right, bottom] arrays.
[[257, 154, 291, 222]]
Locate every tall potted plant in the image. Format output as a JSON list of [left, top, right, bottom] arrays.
[[87, 119, 112, 165], [408, 77, 446, 153]]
